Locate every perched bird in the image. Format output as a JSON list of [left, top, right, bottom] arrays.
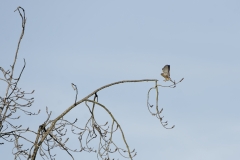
[[161, 65, 171, 81]]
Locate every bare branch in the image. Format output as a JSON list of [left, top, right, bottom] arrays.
[[1, 6, 184, 160]]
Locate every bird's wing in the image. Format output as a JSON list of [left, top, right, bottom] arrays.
[[162, 65, 170, 76]]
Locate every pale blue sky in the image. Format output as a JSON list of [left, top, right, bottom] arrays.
[[1, 0, 240, 160]]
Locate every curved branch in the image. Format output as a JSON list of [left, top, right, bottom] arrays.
[[85, 99, 133, 160], [32, 79, 157, 159]]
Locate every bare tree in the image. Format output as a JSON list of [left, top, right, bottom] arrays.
[[0, 7, 184, 160]]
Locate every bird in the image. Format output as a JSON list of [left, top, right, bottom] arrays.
[[161, 65, 171, 82]]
